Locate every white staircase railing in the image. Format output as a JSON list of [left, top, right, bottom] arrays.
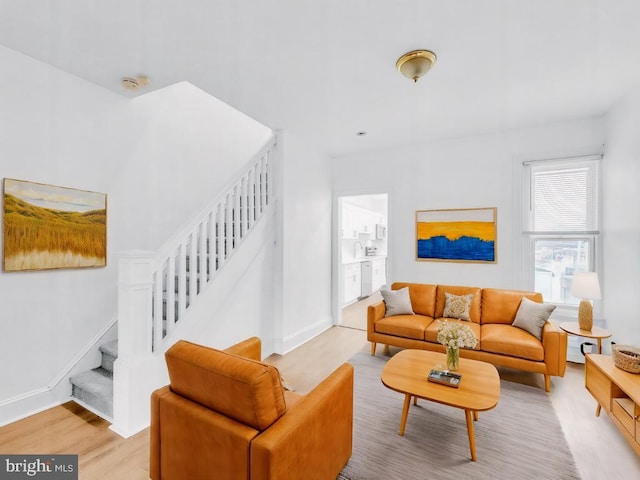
[[117, 135, 276, 360]]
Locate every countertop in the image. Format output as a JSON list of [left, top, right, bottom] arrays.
[[342, 255, 387, 265]]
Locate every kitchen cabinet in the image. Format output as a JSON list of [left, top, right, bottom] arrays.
[[341, 204, 382, 239], [343, 258, 387, 306], [359, 210, 376, 236], [371, 258, 387, 291], [343, 262, 362, 305], [341, 206, 358, 239]]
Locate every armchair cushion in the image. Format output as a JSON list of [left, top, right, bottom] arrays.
[[165, 340, 286, 431]]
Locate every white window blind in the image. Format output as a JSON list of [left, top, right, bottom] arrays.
[[526, 159, 600, 234]]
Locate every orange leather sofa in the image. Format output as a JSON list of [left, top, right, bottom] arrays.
[[150, 337, 354, 480], [368, 283, 568, 392]]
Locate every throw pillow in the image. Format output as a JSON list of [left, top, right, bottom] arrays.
[[512, 297, 556, 340], [381, 287, 414, 317], [442, 292, 473, 321]]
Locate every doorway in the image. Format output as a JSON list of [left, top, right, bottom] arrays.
[[334, 193, 388, 330]]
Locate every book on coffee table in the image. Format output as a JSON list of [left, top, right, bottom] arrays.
[[427, 369, 462, 388]]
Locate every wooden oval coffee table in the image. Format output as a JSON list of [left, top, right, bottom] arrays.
[[381, 349, 500, 461]]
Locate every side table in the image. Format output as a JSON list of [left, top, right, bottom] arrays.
[[559, 322, 612, 354]]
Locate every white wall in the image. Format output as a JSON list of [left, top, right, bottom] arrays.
[[332, 117, 605, 290], [0, 45, 272, 423], [0, 46, 127, 407], [603, 88, 640, 347], [112, 82, 272, 250], [275, 131, 333, 353]]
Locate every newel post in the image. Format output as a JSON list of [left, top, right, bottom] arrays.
[[117, 251, 155, 359], [112, 250, 161, 438]]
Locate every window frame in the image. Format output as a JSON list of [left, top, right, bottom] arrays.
[[520, 154, 603, 313]]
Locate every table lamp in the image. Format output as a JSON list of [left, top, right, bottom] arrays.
[[570, 272, 601, 331]]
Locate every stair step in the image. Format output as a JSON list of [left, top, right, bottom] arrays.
[[99, 340, 118, 373], [99, 339, 118, 358], [70, 368, 113, 418]]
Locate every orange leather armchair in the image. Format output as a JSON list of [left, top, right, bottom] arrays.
[[150, 337, 354, 480]]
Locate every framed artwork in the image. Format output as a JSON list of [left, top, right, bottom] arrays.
[[3, 178, 107, 271], [416, 207, 497, 263]]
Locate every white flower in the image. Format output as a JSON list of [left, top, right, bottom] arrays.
[[436, 321, 478, 349]]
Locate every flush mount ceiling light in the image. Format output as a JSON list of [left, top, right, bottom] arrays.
[[396, 50, 437, 83], [121, 75, 150, 90]]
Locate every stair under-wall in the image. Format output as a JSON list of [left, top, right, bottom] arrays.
[[69, 340, 117, 420], [69, 253, 201, 421], [69, 188, 265, 421], [68, 251, 202, 420]]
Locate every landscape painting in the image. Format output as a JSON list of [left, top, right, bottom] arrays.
[[3, 178, 107, 271], [416, 207, 496, 263]]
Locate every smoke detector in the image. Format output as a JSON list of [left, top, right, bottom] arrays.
[[121, 75, 150, 90]]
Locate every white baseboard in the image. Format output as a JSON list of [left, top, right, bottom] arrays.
[[280, 316, 333, 354], [0, 388, 65, 427]]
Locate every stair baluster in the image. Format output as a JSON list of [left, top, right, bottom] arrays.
[[119, 136, 274, 358]]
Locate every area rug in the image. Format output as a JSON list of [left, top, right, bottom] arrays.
[[339, 352, 580, 480]]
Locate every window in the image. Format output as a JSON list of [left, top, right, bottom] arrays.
[[522, 155, 601, 307]]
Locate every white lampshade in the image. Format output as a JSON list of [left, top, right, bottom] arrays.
[[571, 272, 602, 300]]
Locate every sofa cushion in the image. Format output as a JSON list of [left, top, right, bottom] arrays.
[[381, 287, 414, 316], [435, 285, 481, 323], [165, 340, 287, 431], [375, 314, 434, 341], [426, 319, 481, 350], [391, 282, 437, 317], [512, 297, 556, 340], [481, 324, 544, 361], [481, 288, 543, 325], [442, 292, 473, 321]]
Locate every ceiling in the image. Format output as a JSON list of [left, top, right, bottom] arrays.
[[1, 0, 639, 157]]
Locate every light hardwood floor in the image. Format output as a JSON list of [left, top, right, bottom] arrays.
[[2, 297, 640, 479]]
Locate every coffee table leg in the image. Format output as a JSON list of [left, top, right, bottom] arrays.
[[473, 411, 479, 421], [465, 409, 477, 461], [399, 394, 411, 436]]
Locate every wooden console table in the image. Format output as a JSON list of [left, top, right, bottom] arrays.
[[585, 354, 640, 456]]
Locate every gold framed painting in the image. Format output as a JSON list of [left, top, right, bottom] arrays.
[[3, 178, 107, 271], [416, 207, 497, 263]]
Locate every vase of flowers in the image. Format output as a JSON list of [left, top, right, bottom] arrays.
[[446, 345, 460, 371], [436, 321, 478, 372]]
